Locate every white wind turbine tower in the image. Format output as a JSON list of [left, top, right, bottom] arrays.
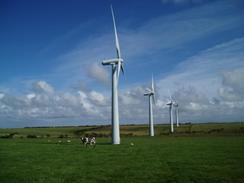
[[101, 5, 124, 145], [166, 91, 174, 133], [174, 101, 179, 127], [144, 76, 156, 136]]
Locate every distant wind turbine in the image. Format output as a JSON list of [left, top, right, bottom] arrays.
[[174, 102, 179, 127], [101, 5, 124, 145], [166, 91, 174, 133], [144, 76, 156, 136]]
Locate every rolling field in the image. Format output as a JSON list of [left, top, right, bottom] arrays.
[[0, 123, 244, 183], [1, 123, 244, 138]]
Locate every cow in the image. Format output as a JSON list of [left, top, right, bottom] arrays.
[[80, 136, 96, 148]]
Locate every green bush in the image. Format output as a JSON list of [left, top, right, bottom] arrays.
[[0, 133, 18, 139], [58, 134, 64, 138], [26, 134, 37, 138]]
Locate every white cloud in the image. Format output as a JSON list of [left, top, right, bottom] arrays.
[[153, 37, 244, 122], [218, 68, 244, 101], [88, 63, 109, 84], [33, 81, 54, 94], [0, 81, 110, 127], [157, 37, 244, 98], [0, 93, 5, 99], [89, 91, 106, 105], [26, 93, 36, 100]]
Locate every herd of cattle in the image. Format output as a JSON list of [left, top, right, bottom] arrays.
[[55, 136, 96, 147]]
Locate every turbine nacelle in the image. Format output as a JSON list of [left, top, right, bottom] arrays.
[[144, 76, 156, 104], [144, 92, 154, 96], [144, 88, 153, 95], [144, 91, 154, 96], [166, 101, 173, 105], [102, 58, 123, 65]]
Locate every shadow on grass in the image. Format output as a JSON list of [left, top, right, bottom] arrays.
[[96, 142, 111, 145]]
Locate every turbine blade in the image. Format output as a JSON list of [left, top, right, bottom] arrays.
[[117, 62, 124, 78], [111, 5, 121, 59], [168, 89, 172, 101], [151, 75, 154, 93], [173, 94, 178, 105], [152, 94, 156, 104], [145, 88, 152, 93], [151, 76, 156, 104], [121, 63, 124, 74], [117, 61, 121, 78]]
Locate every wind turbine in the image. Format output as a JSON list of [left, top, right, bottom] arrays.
[[174, 102, 179, 127], [144, 76, 156, 136], [166, 91, 174, 133], [101, 5, 124, 145]]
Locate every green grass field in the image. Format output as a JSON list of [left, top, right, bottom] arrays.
[[0, 123, 244, 183]]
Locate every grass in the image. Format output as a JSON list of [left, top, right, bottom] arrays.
[[0, 123, 244, 183]]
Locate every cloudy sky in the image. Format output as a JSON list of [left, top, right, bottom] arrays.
[[0, 0, 244, 127]]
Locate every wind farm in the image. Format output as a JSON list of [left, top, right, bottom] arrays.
[[1, 1, 244, 183]]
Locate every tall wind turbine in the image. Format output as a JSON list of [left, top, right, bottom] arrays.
[[101, 5, 124, 145], [166, 92, 174, 133], [144, 76, 156, 136], [174, 102, 179, 127]]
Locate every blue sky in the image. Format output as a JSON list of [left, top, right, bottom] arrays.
[[0, 0, 244, 127]]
